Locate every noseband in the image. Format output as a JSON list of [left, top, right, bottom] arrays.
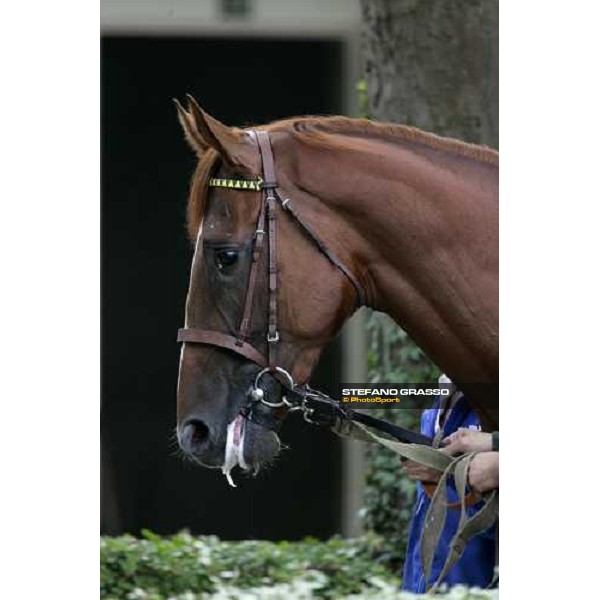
[[177, 130, 366, 431]]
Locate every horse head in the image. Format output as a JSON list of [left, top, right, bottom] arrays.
[[174, 96, 362, 482]]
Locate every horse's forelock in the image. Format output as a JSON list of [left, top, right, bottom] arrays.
[[187, 148, 220, 240]]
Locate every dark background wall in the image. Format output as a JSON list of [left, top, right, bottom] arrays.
[[101, 36, 346, 539]]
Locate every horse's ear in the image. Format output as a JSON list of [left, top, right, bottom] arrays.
[[184, 95, 258, 176], [174, 98, 210, 157]]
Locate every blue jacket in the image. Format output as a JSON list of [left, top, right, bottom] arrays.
[[401, 395, 497, 592]]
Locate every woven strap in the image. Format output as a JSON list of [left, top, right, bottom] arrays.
[[335, 420, 498, 590], [346, 420, 454, 470], [423, 459, 499, 591]]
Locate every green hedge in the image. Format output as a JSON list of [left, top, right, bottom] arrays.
[[102, 531, 393, 599], [101, 532, 497, 599]]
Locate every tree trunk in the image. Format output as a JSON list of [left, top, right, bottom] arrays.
[[360, 0, 498, 147]]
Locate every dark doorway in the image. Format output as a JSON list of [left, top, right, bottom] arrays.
[[101, 36, 345, 539]]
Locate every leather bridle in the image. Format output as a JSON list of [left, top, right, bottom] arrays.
[[177, 130, 368, 432], [178, 130, 434, 446]]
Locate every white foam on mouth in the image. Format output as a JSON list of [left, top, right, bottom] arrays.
[[222, 415, 248, 487]]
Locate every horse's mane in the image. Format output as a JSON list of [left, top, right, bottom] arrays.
[[265, 115, 499, 166], [187, 116, 498, 238]]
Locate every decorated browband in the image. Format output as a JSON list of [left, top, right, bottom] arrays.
[[208, 176, 263, 191]]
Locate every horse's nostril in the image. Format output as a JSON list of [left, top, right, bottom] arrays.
[[190, 419, 210, 443], [180, 419, 210, 454]]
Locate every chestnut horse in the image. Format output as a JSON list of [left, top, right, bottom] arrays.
[[175, 96, 498, 480]]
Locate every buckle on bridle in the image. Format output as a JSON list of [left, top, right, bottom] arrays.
[[267, 330, 280, 343]]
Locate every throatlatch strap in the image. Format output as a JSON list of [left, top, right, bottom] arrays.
[[278, 199, 366, 307]]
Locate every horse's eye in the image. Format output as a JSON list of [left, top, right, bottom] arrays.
[[215, 249, 238, 271]]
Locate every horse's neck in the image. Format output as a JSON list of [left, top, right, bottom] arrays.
[[324, 135, 498, 388]]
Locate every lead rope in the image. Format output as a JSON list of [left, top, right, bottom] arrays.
[[425, 460, 499, 592], [332, 419, 498, 592]]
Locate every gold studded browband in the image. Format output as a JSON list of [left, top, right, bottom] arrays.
[[208, 176, 263, 191]]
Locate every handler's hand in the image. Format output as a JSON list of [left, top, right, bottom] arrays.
[[442, 428, 492, 455], [468, 451, 499, 493], [400, 459, 441, 483]]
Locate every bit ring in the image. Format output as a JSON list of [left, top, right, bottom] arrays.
[[252, 367, 295, 408]]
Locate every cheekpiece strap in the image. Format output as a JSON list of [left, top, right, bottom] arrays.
[[254, 131, 278, 189]]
